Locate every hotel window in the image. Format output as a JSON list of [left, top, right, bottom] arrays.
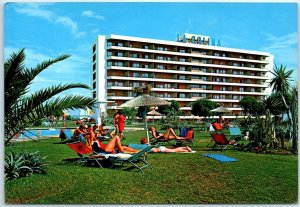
[[220, 86, 226, 91], [157, 56, 164, 60], [192, 93, 200, 97], [107, 51, 112, 57], [157, 64, 164, 69], [233, 95, 239, 100], [192, 67, 199, 71], [116, 62, 123, 67], [202, 51, 207, 55], [250, 64, 255, 68], [117, 52, 123, 57], [201, 68, 206, 72], [220, 95, 226, 99], [214, 52, 220, 56], [251, 88, 255, 92], [201, 93, 207, 98], [179, 66, 186, 71], [191, 84, 200, 88], [157, 46, 164, 51], [222, 78, 226, 82], [117, 42, 124, 47], [202, 59, 207, 63], [133, 72, 139, 77], [144, 64, 149, 68], [179, 58, 186, 62], [233, 70, 238, 75], [144, 55, 149, 59], [192, 58, 200, 62], [107, 41, 113, 47], [143, 45, 149, 49], [233, 104, 238, 108], [142, 73, 148, 78], [233, 62, 239, 66], [240, 63, 244, 67], [202, 77, 207, 81], [133, 82, 140, 87], [179, 93, 186, 98], [192, 75, 200, 79], [213, 95, 220, 99], [239, 95, 244, 100], [165, 84, 171, 88], [133, 63, 140, 68], [107, 61, 112, 67], [239, 71, 244, 75], [222, 53, 226, 57], [132, 53, 138, 58], [201, 85, 207, 89], [107, 82, 112, 86], [239, 87, 244, 92], [179, 75, 185, 80], [179, 49, 185, 53]]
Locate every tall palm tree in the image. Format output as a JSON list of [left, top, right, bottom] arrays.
[[269, 64, 296, 152], [4, 49, 96, 144]]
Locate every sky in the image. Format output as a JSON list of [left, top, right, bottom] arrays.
[[3, 2, 299, 98]]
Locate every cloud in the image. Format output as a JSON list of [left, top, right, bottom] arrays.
[[14, 3, 85, 38], [81, 10, 105, 20], [261, 32, 298, 82]]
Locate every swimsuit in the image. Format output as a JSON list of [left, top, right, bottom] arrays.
[[159, 146, 166, 153]]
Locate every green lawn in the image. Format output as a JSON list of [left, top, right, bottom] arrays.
[[5, 130, 298, 204]]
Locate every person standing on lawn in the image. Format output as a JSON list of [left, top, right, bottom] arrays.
[[117, 110, 126, 140]]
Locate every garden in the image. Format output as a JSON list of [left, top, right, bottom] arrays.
[[4, 49, 298, 204]]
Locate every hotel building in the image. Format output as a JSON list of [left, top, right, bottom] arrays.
[[91, 33, 273, 121]]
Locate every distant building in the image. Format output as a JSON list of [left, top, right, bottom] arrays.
[[91, 33, 273, 120]]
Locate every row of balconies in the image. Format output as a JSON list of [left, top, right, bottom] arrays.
[[106, 52, 268, 69], [106, 39, 269, 62], [107, 82, 265, 95], [106, 71, 267, 85]]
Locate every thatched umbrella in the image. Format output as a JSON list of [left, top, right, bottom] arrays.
[[210, 106, 232, 113], [147, 109, 161, 126], [120, 94, 171, 143], [210, 106, 232, 122]]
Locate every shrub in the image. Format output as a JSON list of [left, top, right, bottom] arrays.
[[5, 150, 47, 181]]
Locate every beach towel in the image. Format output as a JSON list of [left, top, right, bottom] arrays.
[[201, 154, 238, 162]]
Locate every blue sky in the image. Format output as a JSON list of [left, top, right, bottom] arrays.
[[4, 2, 299, 97]]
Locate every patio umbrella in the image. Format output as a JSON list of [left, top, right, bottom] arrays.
[[120, 94, 171, 143], [210, 106, 232, 113], [210, 106, 232, 122], [147, 109, 161, 126]]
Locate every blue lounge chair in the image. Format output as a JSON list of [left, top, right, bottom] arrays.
[[229, 126, 242, 140], [108, 145, 156, 173]]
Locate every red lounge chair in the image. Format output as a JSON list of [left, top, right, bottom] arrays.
[[210, 133, 236, 151], [66, 142, 105, 167], [175, 129, 194, 146]]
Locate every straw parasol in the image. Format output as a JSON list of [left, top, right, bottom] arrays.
[[210, 106, 232, 122], [210, 106, 232, 113], [120, 94, 171, 143], [147, 109, 161, 126]]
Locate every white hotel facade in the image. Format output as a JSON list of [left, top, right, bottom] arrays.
[[91, 33, 273, 122]]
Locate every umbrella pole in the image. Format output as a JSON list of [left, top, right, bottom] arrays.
[[145, 115, 150, 145]]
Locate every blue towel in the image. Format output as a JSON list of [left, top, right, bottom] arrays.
[[202, 154, 238, 162]]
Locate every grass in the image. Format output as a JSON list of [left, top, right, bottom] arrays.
[[5, 129, 298, 204]]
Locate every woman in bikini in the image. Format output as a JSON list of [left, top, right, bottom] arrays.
[[148, 127, 178, 141]]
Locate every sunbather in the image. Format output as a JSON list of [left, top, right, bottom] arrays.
[[148, 127, 178, 140], [140, 138, 194, 153], [92, 135, 139, 154], [151, 146, 193, 153], [73, 125, 87, 141]]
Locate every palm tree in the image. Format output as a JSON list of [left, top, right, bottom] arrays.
[[4, 49, 96, 144], [269, 64, 296, 152]]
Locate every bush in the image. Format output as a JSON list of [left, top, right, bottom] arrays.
[[5, 150, 47, 181]]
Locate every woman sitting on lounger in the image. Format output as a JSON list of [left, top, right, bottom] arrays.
[[92, 135, 139, 154], [148, 127, 178, 140]]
